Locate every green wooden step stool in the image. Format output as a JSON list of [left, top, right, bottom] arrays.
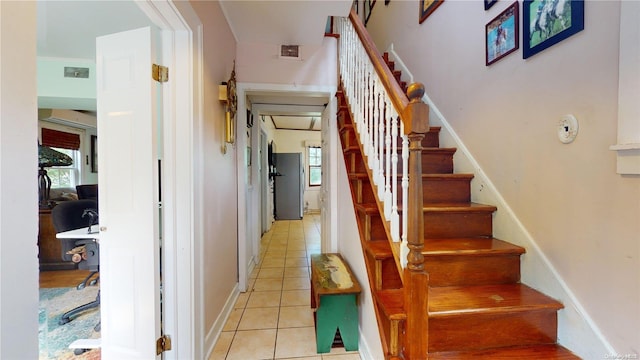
[[310, 253, 362, 353]]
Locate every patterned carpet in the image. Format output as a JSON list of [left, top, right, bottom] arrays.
[[39, 287, 101, 360]]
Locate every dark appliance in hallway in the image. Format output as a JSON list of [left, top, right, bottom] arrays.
[[273, 153, 304, 220]]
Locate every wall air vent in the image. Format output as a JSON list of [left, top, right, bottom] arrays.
[[64, 67, 90, 79], [280, 45, 301, 60]]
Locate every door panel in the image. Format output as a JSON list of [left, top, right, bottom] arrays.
[[96, 26, 161, 359]]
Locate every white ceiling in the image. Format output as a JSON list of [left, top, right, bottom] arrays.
[[36, 0, 351, 128], [219, 1, 352, 46], [37, 1, 152, 60], [221, 0, 351, 132]]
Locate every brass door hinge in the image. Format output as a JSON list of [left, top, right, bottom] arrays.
[[156, 335, 172, 355], [152, 64, 169, 83]]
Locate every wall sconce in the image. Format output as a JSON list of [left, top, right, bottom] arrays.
[[219, 63, 237, 153]]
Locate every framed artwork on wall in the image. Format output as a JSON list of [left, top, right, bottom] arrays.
[[419, 0, 443, 24], [485, 0, 498, 10], [485, 2, 519, 66], [90, 135, 98, 173], [364, 0, 376, 26], [522, 0, 584, 59]]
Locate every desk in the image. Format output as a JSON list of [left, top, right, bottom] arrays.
[[56, 228, 101, 355], [39, 209, 75, 270], [56, 227, 100, 240]]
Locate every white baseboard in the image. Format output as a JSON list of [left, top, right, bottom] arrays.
[[203, 284, 239, 359], [357, 330, 376, 360]]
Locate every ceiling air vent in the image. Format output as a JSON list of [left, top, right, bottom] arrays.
[[280, 45, 301, 60]]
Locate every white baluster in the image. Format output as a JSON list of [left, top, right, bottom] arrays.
[[371, 87, 378, 186], [401, 125, 409, 245], [383, 97, 392, 219], [390, 112, 400, 242], [377, 82, 385, 199]]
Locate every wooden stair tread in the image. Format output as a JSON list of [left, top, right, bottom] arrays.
[[398, 203, 498, 213], [343, 144, 360, 153], [428, 283, 564, 317], [375, 289, 406, 320], [354, 202, 379, 213], [423, 203, 497, 212], [352, 172, 473, 181], [388, 147, 456, 154], [391, 173, 474, 180], [423, 238, 525, 256], [365, 240, 393, 259], [339, 123, 354, 132], [348, 172, 369, 180], [365, 237, 524, 260], [428, 344, 581, 359]]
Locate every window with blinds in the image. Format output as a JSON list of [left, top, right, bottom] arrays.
[[40, 126, 83, 189], [41, 128, 81, 150]]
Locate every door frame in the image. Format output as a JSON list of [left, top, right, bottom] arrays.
[[237, 83, 337, 292], [135, 1, 204, 359]]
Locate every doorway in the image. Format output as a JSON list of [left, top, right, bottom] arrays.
[[34, 2, 201, 359], [241, 86, 338, 293]]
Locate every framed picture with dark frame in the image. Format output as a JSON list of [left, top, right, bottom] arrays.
[[484, 0, 498, 10], [522, 0, 584, 59], [90, 135, 98, 173], [364, 0, 376, 26], [419, 0, 443, 24], [485, 2, 519, 66]]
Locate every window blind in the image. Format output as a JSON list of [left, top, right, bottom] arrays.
[[41, 128, 81, 150]]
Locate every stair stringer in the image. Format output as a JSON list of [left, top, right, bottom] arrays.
[[335, 131, 386, 360], [383, 46, 615, 359]]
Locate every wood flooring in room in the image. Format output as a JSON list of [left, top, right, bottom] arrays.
[[40, 269, 94, 288]]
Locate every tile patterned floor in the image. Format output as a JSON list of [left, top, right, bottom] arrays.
[[209, 215, 362, 360]]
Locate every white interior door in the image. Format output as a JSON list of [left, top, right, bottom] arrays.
[[96, 26, 161, 359]]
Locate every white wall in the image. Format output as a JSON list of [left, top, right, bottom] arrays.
[[188, 0, 240, 354], [237, 37, 338, 86], [272, 129, 322, 211], [336, 145, 384, 360], [0, 2, 39, 358], [37, 58, 96, 111], [366, 1, 638, 357]]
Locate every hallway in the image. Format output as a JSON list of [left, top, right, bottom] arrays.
[[209, 215, 362, 360]]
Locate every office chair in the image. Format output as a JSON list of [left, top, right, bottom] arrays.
[[51, 199, 100, 327]]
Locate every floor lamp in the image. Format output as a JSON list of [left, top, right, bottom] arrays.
[[38, 144, 73, 209]]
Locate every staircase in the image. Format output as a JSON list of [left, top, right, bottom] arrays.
[[334, 10, 581, 360]]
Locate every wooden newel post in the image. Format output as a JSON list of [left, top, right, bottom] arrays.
[[402, 83, 430, 359]]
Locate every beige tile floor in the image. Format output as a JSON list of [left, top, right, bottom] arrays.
[[209, 215, 362, 360]]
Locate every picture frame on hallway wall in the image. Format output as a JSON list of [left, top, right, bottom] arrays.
[[522, 0, 584, 59], [419, 0, 443, 24], [90, 135, 98, 173], [485, 0, 498, 11], [364, 0, 376, 26], [486, 2, 519, 66]]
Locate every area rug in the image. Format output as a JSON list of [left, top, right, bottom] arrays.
[[39, 287, 101, 360]]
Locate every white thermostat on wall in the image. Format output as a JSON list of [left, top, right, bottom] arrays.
[[557, 114, 579, 144]]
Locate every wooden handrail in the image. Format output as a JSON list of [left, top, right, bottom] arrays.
[[348, 9, 409, 113]]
